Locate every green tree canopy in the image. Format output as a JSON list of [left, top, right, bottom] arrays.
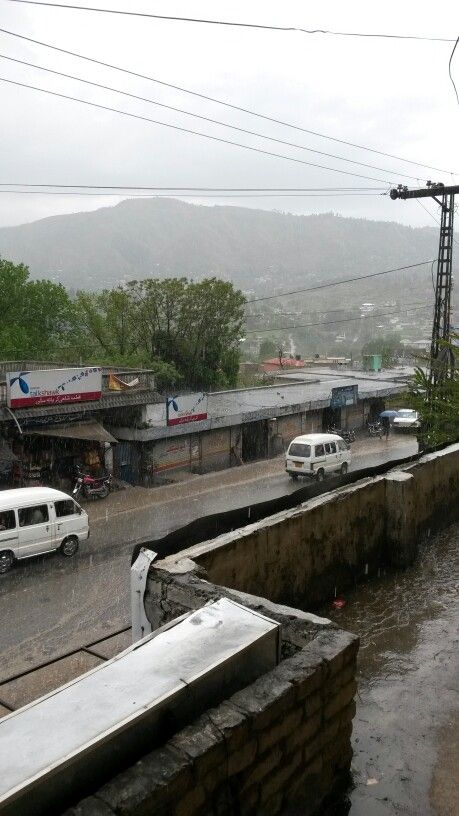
[[76, 277, 245, 390], [0, 257, 75, 359], [258, 339, 278, 360], [409, 335, 459, 447], [361, 332, 402, 368]]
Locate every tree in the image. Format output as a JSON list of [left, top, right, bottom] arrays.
[[258, 339, 278, 360], [361, 332, 402, 368], [74, 276, 245, 391], [0, 257, 75, 360], [409, 334, 459, 447]]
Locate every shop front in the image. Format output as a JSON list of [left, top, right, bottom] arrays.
[[4, 420, 117, 494]]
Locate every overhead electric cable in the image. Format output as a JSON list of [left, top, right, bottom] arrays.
[[448, 35, 459, 105], [3, 2, 455, 42], [0, 190, 383, 198], [245, 260, 434, 304], [245, 305, 432, 334], [414, 197, 459, 248], [0, 76, 394, 184], [0, 27, 455, 177], [0, 184, 386, 191], [0, 52, 418, 180], [247, 298, 426, 320]]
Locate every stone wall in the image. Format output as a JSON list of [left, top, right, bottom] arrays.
[[151, 444, 459, 609], [65, 576, 358, 816], [64, 445, 458, 816]]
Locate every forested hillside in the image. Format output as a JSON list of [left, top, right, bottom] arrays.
[[0, 198, 439, 301]]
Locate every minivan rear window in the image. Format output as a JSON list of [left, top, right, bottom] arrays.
[[288, 443, 311, 458], [0, 510, 15, 531]]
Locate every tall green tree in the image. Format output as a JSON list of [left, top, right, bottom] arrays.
[[74, 277, 245, 390], [258, 339, 278, 361], [0, 257, 75, 359], [361, 332, 402, 368], [409, 335, 459, 447]]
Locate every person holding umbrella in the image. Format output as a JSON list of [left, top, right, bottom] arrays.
[[380, 410, 399, 440]]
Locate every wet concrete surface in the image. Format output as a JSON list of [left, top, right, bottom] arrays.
[[322, 523, 459, 816], [0, 438, 417, 682]]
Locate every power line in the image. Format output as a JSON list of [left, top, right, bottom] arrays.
[[0, 27, 456, 176], [245, 305, 432, 334], [3, 2, 455, 43], [0, 184, 387, 191], [247, 298, 426, 320], [0, 76, 395, 184], [414, 197, 459, 248], [245, 260, 435, 304], [448, 35, 459, 105], [415, 197, 441, 226], [0, 190, 384, 198], [0, 52, 419, 181]]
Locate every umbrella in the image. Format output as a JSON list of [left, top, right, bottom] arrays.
[[380, 410, 399, 418]]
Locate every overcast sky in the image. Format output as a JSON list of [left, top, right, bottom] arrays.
[[0, 0, 458, 228]]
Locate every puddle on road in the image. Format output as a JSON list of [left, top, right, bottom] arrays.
[[321, 523, 459, 816]]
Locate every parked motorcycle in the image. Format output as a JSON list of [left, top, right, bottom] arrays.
[[72, 465, 112, 500], [368, 421, 383, 439], [327, 426, 355, 444]]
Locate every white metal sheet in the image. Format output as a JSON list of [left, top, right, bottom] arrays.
[[0, 599, 279, 810]]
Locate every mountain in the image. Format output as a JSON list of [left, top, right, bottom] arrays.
[[0, 198, 440, 298]]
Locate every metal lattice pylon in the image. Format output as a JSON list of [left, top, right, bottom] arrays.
[[429, 192, 455, 386], [390, 182, 457, 388]]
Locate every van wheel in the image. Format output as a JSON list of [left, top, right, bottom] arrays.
[[289, 473, 299, 481], [316, 469, 325, 482], [340, 462, 348, 475], [0, 550, 14, 574], [60, 536, 79, 557]]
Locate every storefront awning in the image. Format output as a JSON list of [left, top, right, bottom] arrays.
[[25, 421, 118, 444]]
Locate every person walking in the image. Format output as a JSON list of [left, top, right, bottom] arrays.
[[381, 415, 390, 440]]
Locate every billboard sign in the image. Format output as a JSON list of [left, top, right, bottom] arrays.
[[6, 368, 102, 409], [330, 384, 358, 409], [166, 392, 208, 426]]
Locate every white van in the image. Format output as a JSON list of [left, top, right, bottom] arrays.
[[285, 433, 351, 482], [0, 487, 89, 574]]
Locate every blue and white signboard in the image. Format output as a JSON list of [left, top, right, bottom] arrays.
[[166, 393, 208, 426], [330, 384, 358, 409]]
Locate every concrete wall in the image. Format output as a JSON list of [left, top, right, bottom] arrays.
[[151, 444, 459, 608], [66, 577, 358, 816], [156, 478, 386, 609]]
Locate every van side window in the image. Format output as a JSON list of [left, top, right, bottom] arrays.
[[328, 442, 337, 454], [55, 499, 77, 518], [315, 444, 325, 457], [18, 505, 49, 527], [0, 510, 16, 531]]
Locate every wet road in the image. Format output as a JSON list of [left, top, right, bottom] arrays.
[[324, 524, 459, 816], [0, 439, 417, 681]]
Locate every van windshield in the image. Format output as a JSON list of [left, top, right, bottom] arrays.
[[288, 443, 311, 458]]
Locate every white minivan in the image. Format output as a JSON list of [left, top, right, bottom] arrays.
[[0, 487, 89, 573], [285, 433, 351, 482]]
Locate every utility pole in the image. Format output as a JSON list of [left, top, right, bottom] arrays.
[[390, 182, 458, 387]]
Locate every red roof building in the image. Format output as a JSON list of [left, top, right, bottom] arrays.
[[262, 357, 305, 372]]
